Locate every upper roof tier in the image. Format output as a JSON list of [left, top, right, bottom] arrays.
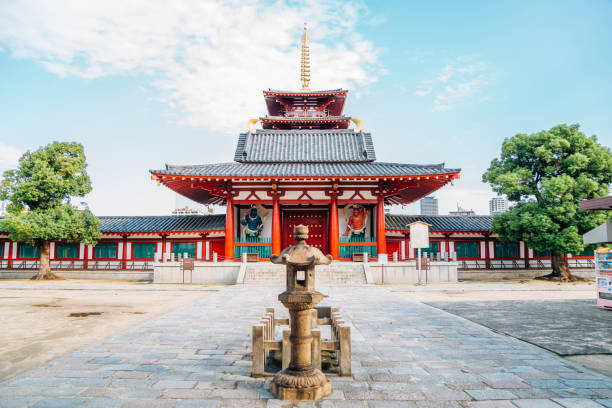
[[234, 129, 375, 163], [262, 88, 348, 118]]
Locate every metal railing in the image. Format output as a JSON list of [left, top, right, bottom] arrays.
[[339, 236, 377, 259], [234, 237, 272, 259]]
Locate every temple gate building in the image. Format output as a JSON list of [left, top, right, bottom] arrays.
[[150, 24, 460, 262]]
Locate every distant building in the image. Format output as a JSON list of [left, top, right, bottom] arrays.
[[172, 205, 214, 216], [449, 203, 475, 216], [420, 196, 438, 215], [76, 202, 90, 212], [489, 197, 508, 216]]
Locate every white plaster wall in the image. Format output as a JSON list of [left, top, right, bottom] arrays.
[[117, 242, 123, 259], [488, 241, 495, 259], [79, 243, 85, 259], [480, 241, 486, 259], [153, 262, 240, 284], [520, 242, 525, 258], [49, 242, 55, 259], [125, 243, 132, 259], [368, 261, 458, 284], [3, 242, 8, 259], [196, 241, 202, 259]]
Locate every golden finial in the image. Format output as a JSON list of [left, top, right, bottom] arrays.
[[300, 22, 310, 91]]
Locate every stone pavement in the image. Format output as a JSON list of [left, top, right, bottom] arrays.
[[0, 285, 611, 408], [426, 299, 612, 356]]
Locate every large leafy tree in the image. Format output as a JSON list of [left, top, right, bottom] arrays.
[[0, 142, 101, 279], [483, 124, 612, 280]]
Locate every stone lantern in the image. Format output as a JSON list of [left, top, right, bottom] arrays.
[[269, 224, 332, 400]]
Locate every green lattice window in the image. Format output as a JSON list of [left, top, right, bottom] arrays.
[[420, 242, 439, 257], [0, 243, 3, 258], [19, 243, 39, 258], [133, 243, 156, 259], [94, 243, 117, 259], [172, 242, 196, 258], [56, 243, 79, 259], [574, 249, 594, 257], [495, 242, 518, 258], [455, 242, 479, 258], [534, 249, 551, 257]]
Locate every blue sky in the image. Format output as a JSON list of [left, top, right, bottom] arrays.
[[0, 0, 610, 216]]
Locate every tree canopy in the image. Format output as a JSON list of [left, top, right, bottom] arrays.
[[483, 124, 612, 278], [0, 142, 100, 279]]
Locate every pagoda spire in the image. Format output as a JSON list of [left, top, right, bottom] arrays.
[[300, 23, 310, 90]]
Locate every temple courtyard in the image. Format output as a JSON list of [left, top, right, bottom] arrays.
[[0, 281, 611, 408]]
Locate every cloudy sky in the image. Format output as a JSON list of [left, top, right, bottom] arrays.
[[1, 0, 611, 216]]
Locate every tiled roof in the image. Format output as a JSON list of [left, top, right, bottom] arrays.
[[1, 214, 493, 234], [385, 214, 493, 232], [260, 116, 350, 121], [153, 162, 458, 178], [234, 130, 375, 163], [265, 89, 347, 94], [98, 215, 226, 233]]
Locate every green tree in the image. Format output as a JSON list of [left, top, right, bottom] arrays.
[[0, 142, 101, 279], [483, 124, 612, 280]]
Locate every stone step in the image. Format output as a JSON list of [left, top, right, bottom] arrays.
[[243, 262, 367, 285]]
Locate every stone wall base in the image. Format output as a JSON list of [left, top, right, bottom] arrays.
[[0, 270, 153, 281], [459, 269, 595, 281]]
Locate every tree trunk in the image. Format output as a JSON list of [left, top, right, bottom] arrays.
[[536, 253, 574, 281], [34, 240, 59, 280]]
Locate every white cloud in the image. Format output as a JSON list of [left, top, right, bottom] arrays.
[[0, 0, 381, 133], [0, 144, 22, 170], [416, 56, 496, 112]]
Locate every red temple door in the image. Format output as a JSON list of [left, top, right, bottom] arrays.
[[282, 209, 328, 254]]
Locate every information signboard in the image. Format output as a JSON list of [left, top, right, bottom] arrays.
[[410, 221, 429, 248]]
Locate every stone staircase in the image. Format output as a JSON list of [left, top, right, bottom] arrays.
[[241, 262, 369, 285]]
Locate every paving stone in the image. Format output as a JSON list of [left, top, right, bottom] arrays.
[[465, 388, 516, 400], [162, 388, 211, 398], [320, 401, 368, 408], [461, 401, 516, 407], [151, 379, 196, 389], [344, 390, 387, 400], [595, 400, 612, 408], [368, 402, 418, 408], [0, 397, 42, 408], [209, 388, 260, 398], [81, 397, 124, 408], [120, 399, 178, 408], [511, 400, 563, 407], [31, 397, 87, 407], [175, 400, 222, 408], [552, 398, 607, 407]]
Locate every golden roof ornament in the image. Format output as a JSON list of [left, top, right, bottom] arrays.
[[300, 23, 311, 91]]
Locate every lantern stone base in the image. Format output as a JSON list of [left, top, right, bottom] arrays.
[[269, 367, 331, 401]]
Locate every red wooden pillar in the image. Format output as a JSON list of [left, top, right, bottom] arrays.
[[445, 233, 451, 260], [272, 190, 281, 256], [329, 192, 339, 260], [7, 241, 12, 269], [524, 243, 530, 269], [484, 233, 491, 269], [403, 232, 409, 260], [376, 192, 387, 256], [122, 234, 128, 269], [160, 233, 167, 262], [225, 191, 234, 261]]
